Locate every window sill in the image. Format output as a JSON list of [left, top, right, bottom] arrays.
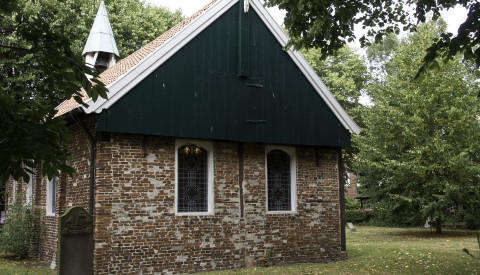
[[175, 211, 214, 216], [266, 210, 297, 215]]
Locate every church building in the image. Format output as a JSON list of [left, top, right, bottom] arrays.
[[5, 0, 360, 273]]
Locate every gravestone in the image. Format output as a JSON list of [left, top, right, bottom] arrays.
[[347, 222, 357, 232], [58, 206, 93, 275]]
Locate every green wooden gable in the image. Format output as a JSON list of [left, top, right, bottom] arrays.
[[95, 2, 353, 147]]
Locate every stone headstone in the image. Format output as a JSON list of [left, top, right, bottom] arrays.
[[347, 222, 357, 232], [58, 206, 93, 275], [424, 220, 431, 229]]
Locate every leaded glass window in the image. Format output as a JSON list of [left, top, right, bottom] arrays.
[[177, 144, 208, 213], [267, 149, 291, 211]]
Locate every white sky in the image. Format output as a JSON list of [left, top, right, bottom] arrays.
[[146, 0, 468, 40]]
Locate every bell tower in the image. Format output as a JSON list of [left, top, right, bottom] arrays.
[[82, 1, 119, 73]]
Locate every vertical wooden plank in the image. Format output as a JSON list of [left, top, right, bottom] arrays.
[[238, 0, 249, 77]]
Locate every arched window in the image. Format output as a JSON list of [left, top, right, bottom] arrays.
[[266, 147, 296, 213], [46, 176, 56, 216], [25, 171, 33, 205], [175, 140, 213, 215]]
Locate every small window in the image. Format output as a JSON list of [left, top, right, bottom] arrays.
[[175, 140, 213, 215], [25, 171, 33, 205], [345, 172, 351, 187], [266, 146, 296, 213], [46, 176, 56, 216]]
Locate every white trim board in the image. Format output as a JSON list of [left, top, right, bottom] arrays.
[[265, 145, 297, 214], [82, 0, 360, 135], [174, 139, 214, 216]]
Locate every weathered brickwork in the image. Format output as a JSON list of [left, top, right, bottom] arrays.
[[63, 118, 95, 212], [5, 121, 345, 274], [346, 173, 358, 200], [39, 118, 94, 266], [4, 119, 94, 265], [85, 133, 344, 274]]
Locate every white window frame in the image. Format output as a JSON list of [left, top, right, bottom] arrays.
[[265, 145, 297, 214], [175, 139, 214, 216], [46, 176, 56, 216], [25, 171, 34, 205]]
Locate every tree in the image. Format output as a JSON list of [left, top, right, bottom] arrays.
[[366, 34, 399, 82], [0, 0, 183, 185], [355, 20, 480, 233], [48, 0, 183, 58], [302, 45, 369, 124], [302, 45, 369, 169], [264, 0, 480, 68]]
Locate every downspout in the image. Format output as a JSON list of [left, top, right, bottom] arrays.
[[337, 148, 346, 252], [69, 108, 95, 216]]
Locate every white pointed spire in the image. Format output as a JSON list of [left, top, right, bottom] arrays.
[[82, 1, 119, 71]]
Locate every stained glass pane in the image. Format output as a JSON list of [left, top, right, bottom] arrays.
[[267, 150, 291, 211], [177, 145, 208, 212]]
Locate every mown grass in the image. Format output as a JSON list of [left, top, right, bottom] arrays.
[[0, 226, 478, 274], [200, 226, 480, 275], [0, 254, 54, 275]]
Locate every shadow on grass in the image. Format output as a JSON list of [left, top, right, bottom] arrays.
[[0, 253, 50, 269]]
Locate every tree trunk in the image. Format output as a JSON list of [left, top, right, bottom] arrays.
[[435, 218, 442, 234]]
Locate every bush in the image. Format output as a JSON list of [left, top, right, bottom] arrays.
[[0, 199, 43, 259], [464, 213, 480, 230], [345, 195, 361, 210], [346, 209, 373, 224]]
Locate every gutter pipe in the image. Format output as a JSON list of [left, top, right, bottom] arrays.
[[69, 108, 95, 216]]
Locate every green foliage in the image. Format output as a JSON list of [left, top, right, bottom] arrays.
[[366, 34, 399, 82], [0, 198, 43, 259], [345, 210, 373, 224], [0, 182, 4, 205], [0, 0, 105, 183], [302, 45, 369, 169], [302, 45, 369, 126], [345, 196, 361, 210], [367, 202, 423, 227], [265, 0, 480, 68], [355, 21, 480, 233], [46, 0, 183, 58], [0, 0, 182, 184], [464, 213, 480, 230]]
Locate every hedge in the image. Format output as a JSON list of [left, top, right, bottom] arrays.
[[345, 210, 373, 224]]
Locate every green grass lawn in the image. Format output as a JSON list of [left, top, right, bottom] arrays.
[[0, 254, 54, 275], [1, 226, 478, 274], [200, 226, 479, 275]]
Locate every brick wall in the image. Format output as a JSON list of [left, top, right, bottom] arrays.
[[4, 164, 55, 262], [39, 117, 94, 265], [78, 133, 345, 274], [3, 125, 345, 273], [63, 117, 94, 212]]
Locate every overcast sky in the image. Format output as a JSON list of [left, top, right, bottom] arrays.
[[145, 0, 468, 44], [145, 0, 286, 25]]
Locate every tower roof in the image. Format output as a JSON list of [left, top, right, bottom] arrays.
[[82, 1, 120, 57]]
